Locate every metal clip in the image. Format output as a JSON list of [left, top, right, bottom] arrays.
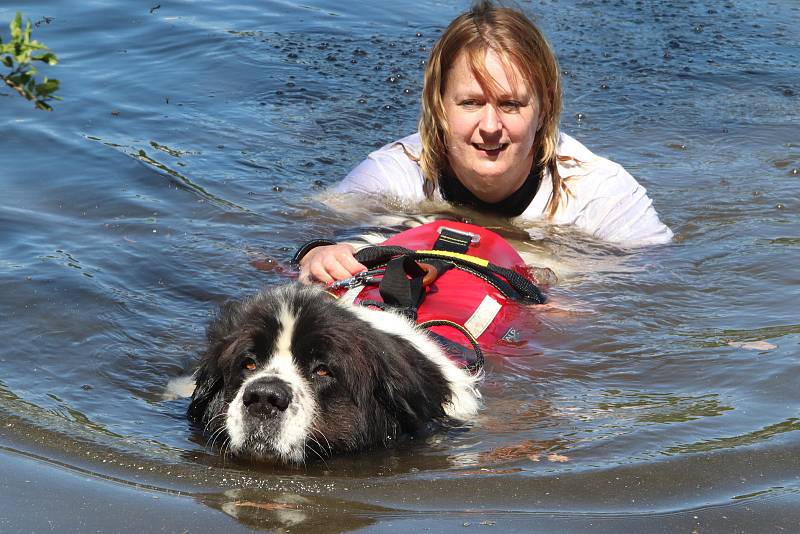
[[328, 269, 384, 290]]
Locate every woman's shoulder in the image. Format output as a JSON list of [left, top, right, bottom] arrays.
[[357, 132, 422, 164], [384, 132, 422, 156], [334, 133, 426, 200], [555, 132, 638, 196], [556, 131, 600, 161], [557, 132, 625, 174]]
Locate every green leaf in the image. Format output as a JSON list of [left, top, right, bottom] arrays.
[[35, 78, 58, 96], [3, 11, 61, 111], [10, 13, 22, 41], [14, 45, 31, 65], [33, 52, 58, 65], [8, 72, 30, 86], [28, 40, 47, 53]]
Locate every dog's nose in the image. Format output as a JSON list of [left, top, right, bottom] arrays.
[[242, 378, 293, 415]]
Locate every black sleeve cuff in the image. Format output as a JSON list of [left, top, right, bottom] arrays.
[[291, 239, 337, 264]]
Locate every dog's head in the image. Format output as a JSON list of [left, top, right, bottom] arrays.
[[188, 285, 480, 464]]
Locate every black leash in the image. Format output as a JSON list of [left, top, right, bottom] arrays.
[[418, 319, 484, 375]]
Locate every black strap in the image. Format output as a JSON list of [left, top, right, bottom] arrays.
[[433, 228, 471, 254], [481, 262, 545, 304], [378, 256, 427, 321], [354, 245, 413, 267], [423, 259, 454, 279], [420, 320, 484, 374]]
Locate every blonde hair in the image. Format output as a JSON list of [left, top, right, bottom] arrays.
[[419, 0, 565, 216]]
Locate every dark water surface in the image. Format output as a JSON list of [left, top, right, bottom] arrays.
[[1, 0, 799, 532]]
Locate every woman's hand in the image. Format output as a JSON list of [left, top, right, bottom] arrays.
[[298, 244, 367, 284]]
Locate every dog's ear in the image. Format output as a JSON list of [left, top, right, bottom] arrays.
[[187, 358, 223, 423], [372, 341, 453, 435], [187, 299, 248, 423]]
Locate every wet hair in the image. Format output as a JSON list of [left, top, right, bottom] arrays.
[[419, 0, 565, 216]]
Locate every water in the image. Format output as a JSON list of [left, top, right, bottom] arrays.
[[1, 0, 798, 531]]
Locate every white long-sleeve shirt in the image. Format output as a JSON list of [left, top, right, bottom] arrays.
[[336, 132, 673, 246]]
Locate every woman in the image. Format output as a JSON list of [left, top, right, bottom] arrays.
[[300, 0, 672, 283]]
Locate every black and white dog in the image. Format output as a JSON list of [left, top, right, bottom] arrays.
[[187, 284, 481, 464]]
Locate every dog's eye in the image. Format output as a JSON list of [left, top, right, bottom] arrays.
[[313, 365, 332, 378], [242, 357, 257, 372]]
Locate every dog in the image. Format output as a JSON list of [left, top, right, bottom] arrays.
[[187, 284, 481, 465]]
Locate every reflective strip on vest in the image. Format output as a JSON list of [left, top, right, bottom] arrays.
[[464, 295, 502, 339]]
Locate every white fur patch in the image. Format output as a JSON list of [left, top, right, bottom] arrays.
[[226, 303, 318, 463], [341, 302, 482, 420], [162, 374, 196, 400], [273, 304, 296, 364]]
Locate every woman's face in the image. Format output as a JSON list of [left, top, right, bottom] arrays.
[[443, 49, 540, 203]]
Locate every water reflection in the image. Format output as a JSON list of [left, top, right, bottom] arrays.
[[667, 418, 800, 455], [198, 490, 383, 532], [595, 390, 733, 424]]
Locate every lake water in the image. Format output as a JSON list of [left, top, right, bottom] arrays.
[[1, 0, 798, 532]]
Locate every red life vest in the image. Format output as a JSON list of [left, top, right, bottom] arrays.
[[332, 221, 540, 362]]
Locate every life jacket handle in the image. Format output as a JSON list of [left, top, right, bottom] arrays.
[[419, 319, 484, 375], [354, 245, 546, 304]]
